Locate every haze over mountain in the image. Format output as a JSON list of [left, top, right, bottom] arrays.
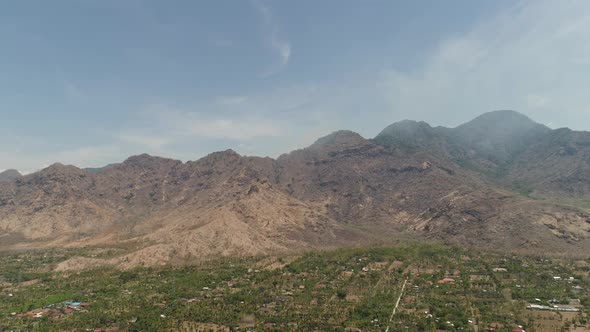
[[1, 111, 590, 269], [3, 0, 590, 173]]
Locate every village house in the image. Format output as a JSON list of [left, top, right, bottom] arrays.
[[487, 322, 503, 331], [437, 277, 455, 285]]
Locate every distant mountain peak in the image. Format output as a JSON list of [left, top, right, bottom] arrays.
[[459, 110, 548, 130], [377, 120, 434, 136], [2, 110, 590, 267], [451, 110, 551, 163], [373, 119, 446, 153], [203, 149, 241, 159], [0, 169, 22, 182], [123, 153, 180, 167], [0, 169, 21, 176], [20, 163, 89, 184], [478, 109, 528, 117], [193, 149, 242, 166], [310, 130, 366, 148], [38, 163, 86, 176], [42, 162, 78, 171]]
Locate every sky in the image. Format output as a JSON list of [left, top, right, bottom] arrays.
[[1, 0, 590, 173]]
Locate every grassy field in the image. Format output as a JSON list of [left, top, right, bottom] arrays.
[[1, 244, 589, 331]]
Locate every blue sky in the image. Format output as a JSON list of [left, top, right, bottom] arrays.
[[1, 0, 590, 173]]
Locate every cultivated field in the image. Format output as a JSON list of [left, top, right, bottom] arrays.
[[1, 245, 589, 331]]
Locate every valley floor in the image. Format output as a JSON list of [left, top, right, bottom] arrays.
[[1, 245, 590, 331]]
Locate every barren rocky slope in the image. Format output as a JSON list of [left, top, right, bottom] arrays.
[[2, 111, 590, 268], [276, 128, 590, 255]]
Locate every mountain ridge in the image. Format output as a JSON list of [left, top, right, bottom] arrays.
[[2, 110, 590, 268]]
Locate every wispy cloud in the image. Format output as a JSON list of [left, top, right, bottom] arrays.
[[252, 0, 291, 77], [270, 31, 291, 67]]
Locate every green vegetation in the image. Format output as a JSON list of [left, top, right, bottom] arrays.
[[1, 245, 589, 331], [511, 181, 535, 198]]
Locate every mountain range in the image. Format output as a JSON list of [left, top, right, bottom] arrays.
[[1, 110, 590, 269]]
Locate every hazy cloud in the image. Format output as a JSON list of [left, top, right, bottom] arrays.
[[120, 103, 284, 149], [379, 0, 590, 129], [270, 32, 291, 67], [171, 112, 282, 140], [4, 0, 590, 173], [525, 94, 549, 108]]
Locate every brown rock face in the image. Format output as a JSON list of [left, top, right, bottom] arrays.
[[3, 111, 590, 268]]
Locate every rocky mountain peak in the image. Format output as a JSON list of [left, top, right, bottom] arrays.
[[372, 120, 451, 156], [456, 110, 549, 134], [375, 120, 438, 142], [18, 163, 89, 190], [310, 130, 367, 149], [197, 149, 241, 164], [379, 120, 433, 133], [0, 169, 22, 182], [3, 111, 590, 266], [452, 110, 551, 163], [37, 163, 86, 177], [122, 154, 181, 168]]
